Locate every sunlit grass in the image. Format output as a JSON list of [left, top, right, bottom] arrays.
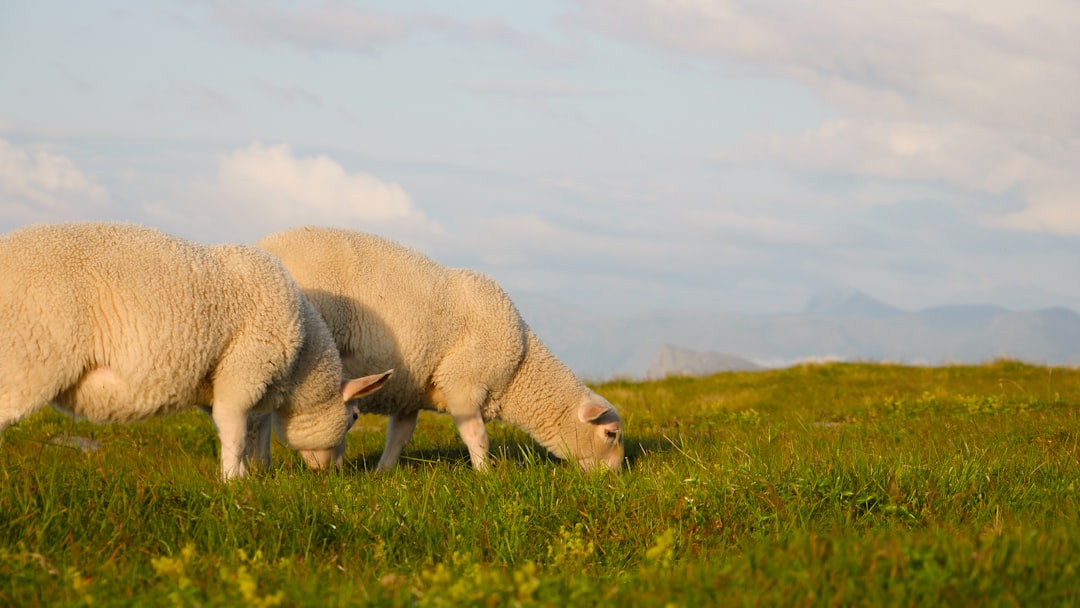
[[2, 360, 1079, 605]]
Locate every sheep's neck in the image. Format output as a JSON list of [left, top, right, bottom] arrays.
[[496, 328, 583, 458]]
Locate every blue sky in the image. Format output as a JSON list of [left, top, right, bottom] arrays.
[[1, 0, 1077, 316]]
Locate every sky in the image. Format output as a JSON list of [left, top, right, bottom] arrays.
[[1, 0, 1077, 317]]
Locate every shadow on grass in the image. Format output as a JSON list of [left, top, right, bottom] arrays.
[[341, 446, 473, 472], [340, 434, 671, 473], [342, 442, 560, 472], [625, 436, 672, 467]]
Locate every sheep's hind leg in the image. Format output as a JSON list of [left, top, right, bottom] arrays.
[[1, 380, 63, 441], [0, 398, 22, 436], [376, 410, 418, 471], [2, 354, 82, 439], [0, 405, 21, 440], [243, 412, 273, 471]]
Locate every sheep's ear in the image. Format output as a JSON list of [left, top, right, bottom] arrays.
[[578, 399, 615, 423], [342, 369, 393, 401]]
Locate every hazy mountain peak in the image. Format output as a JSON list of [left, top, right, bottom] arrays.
[[645, 345, 762, 379], [803, 287, 904, 318]]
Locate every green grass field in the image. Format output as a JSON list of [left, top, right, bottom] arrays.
[[3, 360, 1080, 606]]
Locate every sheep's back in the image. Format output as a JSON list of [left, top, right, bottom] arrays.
[[2, 223, 304, 418], [259, 227, 465, 415]]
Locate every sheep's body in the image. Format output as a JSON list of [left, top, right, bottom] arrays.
[[257, 226, 624, 471], [0, 222, 389, 480]]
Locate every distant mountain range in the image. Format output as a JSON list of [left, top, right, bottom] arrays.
[[513, 289, 1080, 379], [643, 345, 762, 378]]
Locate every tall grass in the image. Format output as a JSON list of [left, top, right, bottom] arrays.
[[2, 360, 1079, 605]]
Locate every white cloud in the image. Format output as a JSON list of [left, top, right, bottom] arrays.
[[731, 118, 1049, 194], [461, 79, 613, 98], [0, 138, 110, 228], [684, 209, 828, 246], [163, 142, 439, 242], [573, 0, 1080, 133], [573, 0, 1080, 234], [216, 143, 414, 220], [990, 180, 1080, 235], [138, 82, 237, 116], [209, 1, 411, 52], [206, 2, 577, 62], [250, 80, 323, 107], [725, 118, 1080, 234], [460, 210, 754, 278]]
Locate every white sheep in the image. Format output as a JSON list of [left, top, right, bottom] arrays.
[[0, 222, 392, 480], [257, 226, 624, 472]]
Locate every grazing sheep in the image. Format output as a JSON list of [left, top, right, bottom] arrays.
[[0, 222, 392, 480], [257, 226, 624, 472]]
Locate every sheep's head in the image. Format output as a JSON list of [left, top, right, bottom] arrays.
[[564, 390, 624, 472], [280, 370, 393, 470]]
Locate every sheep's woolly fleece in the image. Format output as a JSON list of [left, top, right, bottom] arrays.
[[258, 226, 624, 471], [0, 222, 388, 480]]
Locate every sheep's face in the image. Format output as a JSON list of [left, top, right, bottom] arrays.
[[299, 443, 346, 471], [570, 391, 624, 472], [278, 405, 351, 470], [290, 370, 394, 470]]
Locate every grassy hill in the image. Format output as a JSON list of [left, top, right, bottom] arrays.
[[2, 360, 1079, 605]]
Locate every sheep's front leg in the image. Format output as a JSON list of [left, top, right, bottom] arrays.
[[441, 384, 490, 471], [212, 407, 249, 481], [376, 410, 418, 471], [452, 409, 490, 471]]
